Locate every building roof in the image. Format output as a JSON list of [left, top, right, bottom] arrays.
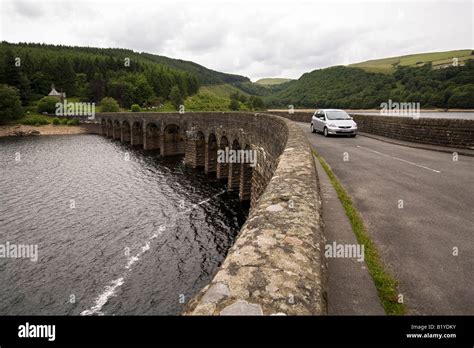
[[48, 83, 66, 98], [48, 87, 62, 96]]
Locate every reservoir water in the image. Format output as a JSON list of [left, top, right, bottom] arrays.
[[0, 134, 248, 315]]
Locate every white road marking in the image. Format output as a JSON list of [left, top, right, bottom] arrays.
[[356, 145, 441, 173]]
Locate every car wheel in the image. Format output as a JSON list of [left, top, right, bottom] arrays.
[[323, 127, 328, 137], [311, 124, 316, 133]]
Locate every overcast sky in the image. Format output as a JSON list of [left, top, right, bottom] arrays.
[[0, 0, 472, 81]]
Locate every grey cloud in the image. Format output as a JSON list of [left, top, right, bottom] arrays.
[[1, 0, 472, 80], [11, 1, 44, 18]]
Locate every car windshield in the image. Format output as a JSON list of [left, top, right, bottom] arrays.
[[326, 110, 351, 120]]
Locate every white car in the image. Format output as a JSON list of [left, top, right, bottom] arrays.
[[311, 109, 357, 137]]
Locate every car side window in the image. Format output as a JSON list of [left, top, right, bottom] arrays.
[[319, 112, 325, 120]]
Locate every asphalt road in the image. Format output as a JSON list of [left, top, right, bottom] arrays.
[[297, 122, 474, 315]]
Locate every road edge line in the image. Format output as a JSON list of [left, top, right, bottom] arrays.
[[312, 148, 406, 315]]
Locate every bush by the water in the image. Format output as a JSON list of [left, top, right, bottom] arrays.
[[100, 97, 120, 112], [131, 104, 141, 112], [52, 117, 61, 125], [37, 96, 59, 114], [19, 115, 51, 126], [0, 84, 23, 124], [67, 118, 80, 125]]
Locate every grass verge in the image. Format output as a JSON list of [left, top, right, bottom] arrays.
[[313, 148, 406, 315]]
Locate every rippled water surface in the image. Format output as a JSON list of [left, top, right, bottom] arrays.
[[0, 135, 248, 315]]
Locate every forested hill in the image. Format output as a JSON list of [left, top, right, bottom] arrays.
[[0, 41, 249, 107], [139, 52, 249, 85], [264, 55, 474, 109]]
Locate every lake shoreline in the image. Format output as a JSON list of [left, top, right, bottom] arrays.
[[0, 124, 100, 138]]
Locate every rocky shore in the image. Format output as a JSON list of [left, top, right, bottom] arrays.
[[0, 124, 100, 138]]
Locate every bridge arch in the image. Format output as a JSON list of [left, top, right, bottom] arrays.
[[101, 119, 107, 136], [131, 121, 143, 146], [144, 122, 160, 150], [161, 124, 185, 156], [112, 120, 121, 140], [106, 119, 113, 138], [216, 135, 229, 180], [239, 144, 253, 201], [121, 120, 131, 143], [205, 133, 218, 174], [227, 139, 241, 191]]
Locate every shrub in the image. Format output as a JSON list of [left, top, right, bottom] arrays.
[[0, 84, 23, 124], [37, 96, 59, 114], [52, 118, 61, 125], [169, 86, 183, 110], [60, 118, 69, 125], [100, 97, 120, 112], [67, 118, 80, 126], [19, 115, 51, 125], [229, 99, 240, 111], [184, 92, 230, 111], [131, 104, 141, 112]]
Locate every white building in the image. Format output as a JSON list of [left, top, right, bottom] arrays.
[[48, 83, 66, 99]]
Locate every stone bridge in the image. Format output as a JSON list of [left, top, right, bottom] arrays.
[[96, 112, 326, 315]]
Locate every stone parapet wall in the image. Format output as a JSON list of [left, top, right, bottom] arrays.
[[95, 112, 326, 315], [269, 111, 474, 149], [184, 115, 326, 315], [352, 115, 474, 149]]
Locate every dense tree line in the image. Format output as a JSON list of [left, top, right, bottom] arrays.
[[140, 53, 250, 85], [229, 91, 265, 110], [0, 42, 200, 108], [265, 60, 474, 109]]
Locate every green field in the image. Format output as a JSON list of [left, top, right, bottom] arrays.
[[349, 49, 473, 74], [255, 78, 293, 85], [184, 91, 232, 111]]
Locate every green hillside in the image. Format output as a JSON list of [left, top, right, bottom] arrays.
[[0, 41, 252, 114], [255, 78, 293, 85], [350, 49, 473, 74], [139, 53, 249, 85], [265, 58, 474, 109], [199, 84, 250, 98]]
